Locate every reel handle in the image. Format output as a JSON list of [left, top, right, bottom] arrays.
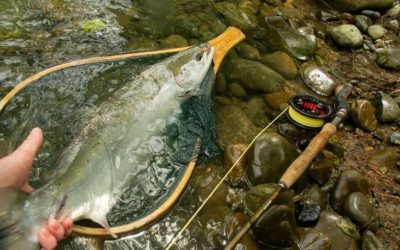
[[279, 123, 337, 188]]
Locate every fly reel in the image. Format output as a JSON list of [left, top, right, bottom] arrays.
[[287, 95, 332, 130]]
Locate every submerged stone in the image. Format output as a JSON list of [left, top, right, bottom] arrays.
[[324, 0, 395, 12], [247, 133, 298, 185], [236, 42, 260, 60], [225, 213, 259, 250], [215, 2, 258, 31], [350, 100, 378, 131], [300, 65, 337, 96], [315, 210, 361, 250], [216, 73, 227, 95], [330, 169, 372, 212], [376, 48, 400, 72], [298, 228, 332, 250], [159, 34, 188, 48], [228, 82, 247, 98], [260, 51, 298, 79], [216, 105, 260, 149], [224, 57, 285, 93], [374, 91, 400, 122], [343, 192, 375, 226], [328, 24, 363, 48], [223, 144, 248, 187], [264, 16, 316, 60], [199, 205, 232, 248], [362, 230, 385, 250]]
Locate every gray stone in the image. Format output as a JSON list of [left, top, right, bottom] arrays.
[[354, 15, 372, 33], [247, 133, 298, 185], [316, 10, 339, 22], [325, 0, 395, 12], [388, 20, 399, 30], [386, 4, 400, 17], [300, 65, 337, 96], [390, 131, 400, 145], [328, 24, 363, 48], [343, 192, 375, 226], [376, 48, 400, 71], [368, 25, 387, 40], [374, 91, 400, 122]]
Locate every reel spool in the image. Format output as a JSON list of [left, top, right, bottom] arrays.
[[286, 95, 332, 130]]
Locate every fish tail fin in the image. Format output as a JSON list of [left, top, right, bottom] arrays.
[[0, 188, 39, 250]]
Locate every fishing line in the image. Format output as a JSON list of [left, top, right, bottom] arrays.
[[164, 106, 290, 250]]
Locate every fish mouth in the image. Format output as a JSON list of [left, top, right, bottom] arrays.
[[202, 43, 215, 65]]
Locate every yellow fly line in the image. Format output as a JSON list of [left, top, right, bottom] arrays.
[[287, 106, 325, 128]]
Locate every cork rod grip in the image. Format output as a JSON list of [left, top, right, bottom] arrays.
[[279, 123, 337, 188]]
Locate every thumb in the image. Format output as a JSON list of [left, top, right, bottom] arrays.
[[11, 127, 44, 169]]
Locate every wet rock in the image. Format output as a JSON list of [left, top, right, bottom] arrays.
[[362, 230, 385, 250], [315, 210, 361, 250], [264, 90, 293, 110], [316, 10, 339, 22], [247, 133, 298, 185], [350, 100, 378, 131], [127, 36, 160, 51], [223, 144, 248, 187], [330, 169, 372, 212], [300, 65, 337, 96], [259, 4, 275, 17], [225, 213, 259, 250], [159, 34, 188, 48], [309, 159, 335, 185], [228, 83, 247, 98], [390, 131, 400, 145], [216, 105, 260, 149], [374, 91, 400, 122], [238, 0, 262, 14], [343, 192, 375, 226], [369, 148, 398, 170], [354, 15, 372, 33], [199, 205, 232, 248], [328, 24, 363, 48], [302, 184, 329, 210], [368, 25, 387, 40], [296, 203, 321, 227], [297, 228, 332, 250], [216, 73, 227, 95], [224, 57, 285, 93], [260, 51, 298, 79], [264, 16, 316, 60], [253, 204, 297, 248], [325, 0, 395, 12], [376, 48, 400, 71], [215, 2, 257, 31], [278, 123, 312, 141], [361, 10, 381, 19], [244, 183, 280, 213], [236, 42, 260, 60], [395, 174, 400, 183], [326, 137, 346, 157]]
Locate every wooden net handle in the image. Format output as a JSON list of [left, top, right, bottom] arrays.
[[279, 123, 337, 188]]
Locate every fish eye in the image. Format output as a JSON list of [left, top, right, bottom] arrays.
[[195, 52, 203, 61]]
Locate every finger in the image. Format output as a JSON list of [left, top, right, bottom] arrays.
[[47, 219, 65, 240], [20, 182, 34, 193], [38, 228, 57, 250], [12, 127, 43, 168], [61, 218, 73, 237]]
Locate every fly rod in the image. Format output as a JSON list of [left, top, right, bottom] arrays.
[[224, 83, 352, 250]]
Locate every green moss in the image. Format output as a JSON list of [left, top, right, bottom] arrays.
[[82, 19, 106, 33]]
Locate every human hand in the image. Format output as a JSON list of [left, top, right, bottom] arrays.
[[0, 128, 72, 250]]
